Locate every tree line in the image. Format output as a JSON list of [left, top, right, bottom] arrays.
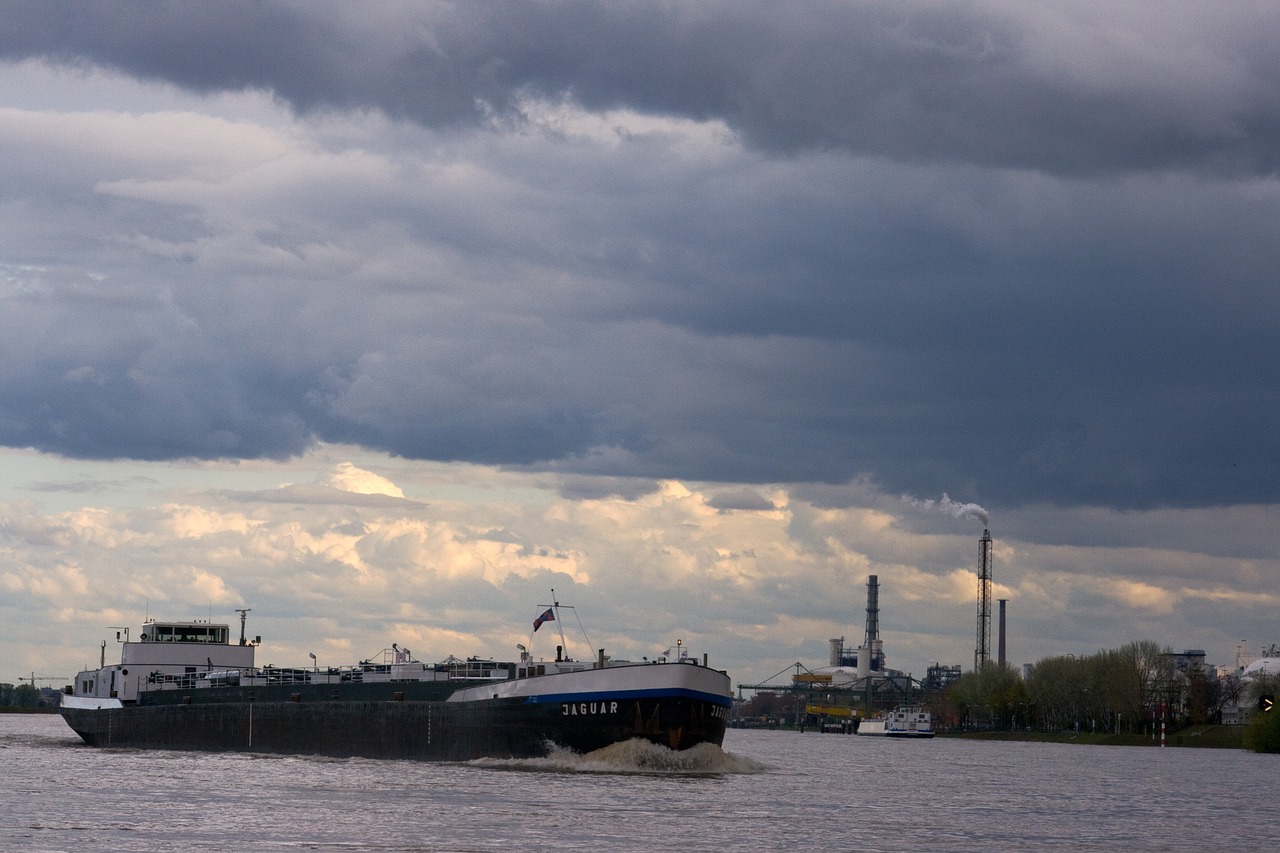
[[933, 639, 1278, 737], [0, 682, 50, 710]]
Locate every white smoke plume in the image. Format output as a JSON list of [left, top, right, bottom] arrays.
[[905, 493, 989, 527]]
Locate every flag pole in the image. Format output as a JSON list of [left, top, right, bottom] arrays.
[[551, 588, 570, 660]]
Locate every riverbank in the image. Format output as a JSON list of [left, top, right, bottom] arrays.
[[0, 707, 58, 714], [940, 725, 1245, 749]]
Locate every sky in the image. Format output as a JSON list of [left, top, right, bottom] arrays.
[[2, 1, 1277, 689]]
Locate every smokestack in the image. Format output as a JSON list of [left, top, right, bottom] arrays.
[[864, 575, 881, 670], [998, 599, 1008, 667], [975, 529, 993, 670]]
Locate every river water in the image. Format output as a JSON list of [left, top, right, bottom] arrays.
[[2, 714, 1276, 851]]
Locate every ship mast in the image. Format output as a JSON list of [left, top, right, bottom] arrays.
[[236, 608, 251, 646], [550, 588, 570, 659]]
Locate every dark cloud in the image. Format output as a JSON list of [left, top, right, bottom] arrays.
[[22, 474, 157, 494], [3, 1, 1280, 175], [708, 488, 775, 512], [218, 484, 422, 508], [553, 475, 659, 502], [1, 2, 1278, 513]]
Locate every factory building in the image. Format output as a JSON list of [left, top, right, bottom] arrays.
[[807, 575, 907, 694], [924, 663, 962, 693], [736, 574, 960, 728]]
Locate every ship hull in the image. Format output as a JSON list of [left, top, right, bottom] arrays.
[[60, 664, 731, 761], [856, 726, 934, 739]]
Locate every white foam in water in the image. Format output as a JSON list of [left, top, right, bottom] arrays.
[[470, 738, 767, 775]]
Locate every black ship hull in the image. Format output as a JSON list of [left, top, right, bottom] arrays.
[[60, 676, 730, 761]]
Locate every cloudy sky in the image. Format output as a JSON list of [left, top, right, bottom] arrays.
[[2, 1, 1277, 688]]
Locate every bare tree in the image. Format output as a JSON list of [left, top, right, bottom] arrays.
[[1115, 640, 1175, 730]]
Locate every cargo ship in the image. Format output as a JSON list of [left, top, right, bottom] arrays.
[[59, 606, 732, 761]]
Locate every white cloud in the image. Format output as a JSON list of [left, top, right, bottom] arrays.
[[2, 5, 1280, 684], [326, 462, 405, 498], [189, 568, 239, 605], [1101, 579, 1177, 614], [512, 94, 739, 162], [4, 447, 1276, 684]]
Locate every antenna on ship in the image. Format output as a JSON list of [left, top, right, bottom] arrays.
[[236, 608, 251, 646]]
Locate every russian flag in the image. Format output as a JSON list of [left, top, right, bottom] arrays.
[[533, 608, 556, 632]]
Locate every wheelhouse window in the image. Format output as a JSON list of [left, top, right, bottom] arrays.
[[147, 624, 229, 644]]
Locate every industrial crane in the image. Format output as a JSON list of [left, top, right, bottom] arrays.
[[21, 673, 69, 688]]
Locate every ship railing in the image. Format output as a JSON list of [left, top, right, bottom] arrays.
[[440, 659, 514, 681], [245, 666, 376, 685], [145, 668, 255, 691], [146, 672, 206, 691], [141, 662, 458, 692], [139, 658, 522, 692], [303, 666, 384, 684]]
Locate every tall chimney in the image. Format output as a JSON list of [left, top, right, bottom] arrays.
[[998, 598, 1008, 667], [975, 529, 993, 670], [864, 575, 881, 670]]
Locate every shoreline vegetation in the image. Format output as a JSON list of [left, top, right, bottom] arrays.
[[735, 722, 1263, 751], [0, 707, 58, 714], [939, 725, 1246, 750], [931, 640, 1280, 754]]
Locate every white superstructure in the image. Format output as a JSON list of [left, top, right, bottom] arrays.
[[69, 619, 255, 704], [858, 706, 934, 738]]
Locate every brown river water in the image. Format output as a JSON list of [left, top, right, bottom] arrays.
[[2, 714, 1276, 851]]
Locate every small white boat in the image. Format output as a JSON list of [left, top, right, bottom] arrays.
[[857, 706, 934, 738]]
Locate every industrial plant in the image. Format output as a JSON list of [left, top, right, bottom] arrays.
[[732, 526, 1276, 744], [734, 528, 1001, 729]]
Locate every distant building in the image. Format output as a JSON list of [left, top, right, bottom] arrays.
[[1166, 649, 1207, 674], [1241, 658, 1280, 679], [1222, 705, 1247, 726], [924, 663, 962, 693], [1222, 656, 1280, 725]]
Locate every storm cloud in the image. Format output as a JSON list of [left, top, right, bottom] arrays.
[[1, 0, 1278, 514], [6, 1, 1280, 174]]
